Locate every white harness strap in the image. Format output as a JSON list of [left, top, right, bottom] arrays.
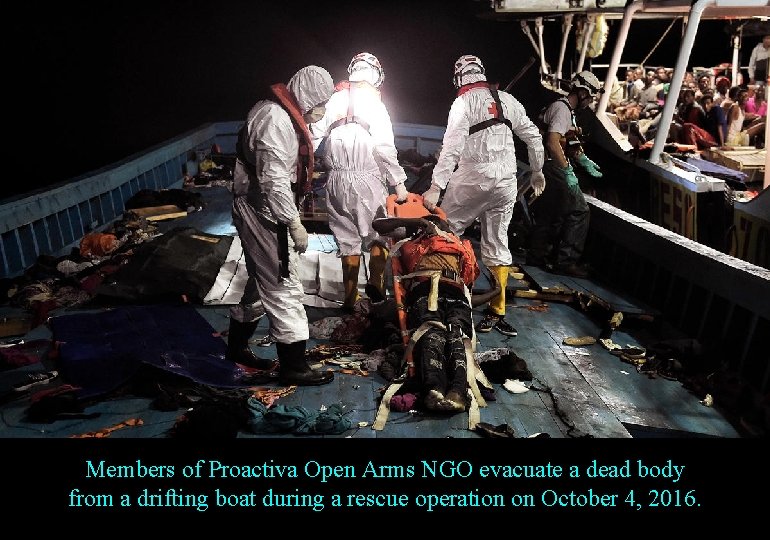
[[372, 381, 403, 431], [394, 270, 443, 311], [464, 337, 487, 409], [404, 320, 447, 360], [467, 389, 481, 430]]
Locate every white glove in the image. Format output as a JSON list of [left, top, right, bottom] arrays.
[[422, 183, 442, 211], [394, 182, 409, 202], [288, 217, 308, 253], [530, 170, 546, 198]]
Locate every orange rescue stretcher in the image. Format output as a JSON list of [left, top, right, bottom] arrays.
[[371, 193, 490, 431], [385, 193, 447, 378]]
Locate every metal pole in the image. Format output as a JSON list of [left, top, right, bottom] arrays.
[[650, 0, 716, 164], [731, 32, 741, 86], [597, 1, 644, 115], [556, 14, 574, 82], [577, 15, 596, 74], [535, 17, 549, 75]]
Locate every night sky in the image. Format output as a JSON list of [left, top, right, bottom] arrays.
[[13, 0, 765, 200]]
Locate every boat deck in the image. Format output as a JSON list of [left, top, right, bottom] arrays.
[[0, 185, 744, 439]]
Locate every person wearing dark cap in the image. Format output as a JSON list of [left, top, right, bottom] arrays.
[[527, 71, 604, 279]]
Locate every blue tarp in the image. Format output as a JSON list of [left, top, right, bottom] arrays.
[[685, 156, 749, 185], [49, 305, 250, 399]]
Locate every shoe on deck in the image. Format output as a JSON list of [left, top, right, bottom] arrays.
[[476, 313, 518, 336], [476, 313, 499, 333], [494, 318, 518, 337], [14, 371, 58, 392], [474, 422, 516, 438]]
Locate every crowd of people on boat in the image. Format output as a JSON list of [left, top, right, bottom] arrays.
[[607, 35, 768, 150]]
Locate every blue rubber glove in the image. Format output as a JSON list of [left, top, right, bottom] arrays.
[[561, 165, 580, 193], [576, 153, 602, 178]]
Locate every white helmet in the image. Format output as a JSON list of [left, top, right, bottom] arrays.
[[348, 52, 384, 87], [453, 54, 486, 89], [571, 71, 603, 97]]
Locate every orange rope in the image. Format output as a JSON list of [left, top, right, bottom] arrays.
[[70, 418, 143, 438]]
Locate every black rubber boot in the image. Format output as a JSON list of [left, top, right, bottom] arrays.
[[226, 318, 275, 370], [278, 341, 334, 386]]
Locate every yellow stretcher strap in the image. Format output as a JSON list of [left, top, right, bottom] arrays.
[[404, 320, 447, 363], [394, 269, 455, 312], [468, 390, 481, 430], [464, 337, 487, 408], [372, 381, 403, 431]]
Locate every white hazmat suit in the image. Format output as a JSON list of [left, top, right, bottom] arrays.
[[230, 65, 335, 386], [427, 56, 544, 335], [312, 56, 408, 308]]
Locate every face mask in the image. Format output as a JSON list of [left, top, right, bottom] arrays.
[[304, 105, 326, 124]]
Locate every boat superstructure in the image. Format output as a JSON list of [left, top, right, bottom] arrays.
[[481, 0, 769, 268]]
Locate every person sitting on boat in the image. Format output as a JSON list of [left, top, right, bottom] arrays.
[[371, 214, 499, 413], [713, 76, 731, 106], [695, 73, 714, 101], [746, 84, 767, 118], [675, 89, 716, 149], [700, 94, 728, 148], [526, 70, 603, 279], [615, 70, 656, 124], [725, 86, 766, 147], [229, 65, 335, 386]]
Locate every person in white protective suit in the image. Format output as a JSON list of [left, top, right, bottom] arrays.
[[312, 52, 409, 310], [229, 65, 334, 386], [423, 55, 545, 337], [526, 70, 604, 279]]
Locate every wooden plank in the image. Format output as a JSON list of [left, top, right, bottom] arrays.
[[565, 342, 740, 438], [128, 204, 186, 218], [544, 304, 741, 438], [482, 383, 564, 438], [522, 263, 657, 316], [146, 211, 187, 222], [508, 304, 633, 438], [519, 264, 574, 295]]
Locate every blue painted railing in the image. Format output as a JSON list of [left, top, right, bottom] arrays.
[[0, 121, 443, 279]]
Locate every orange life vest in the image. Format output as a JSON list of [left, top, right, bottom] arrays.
[[269, 83, 314, 198], [400, 233, 479, 287]]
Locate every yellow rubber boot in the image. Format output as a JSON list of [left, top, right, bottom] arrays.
[[367, 244, 389, 302], [488, 265, 509, 316], [341, 255, 361, 309]]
